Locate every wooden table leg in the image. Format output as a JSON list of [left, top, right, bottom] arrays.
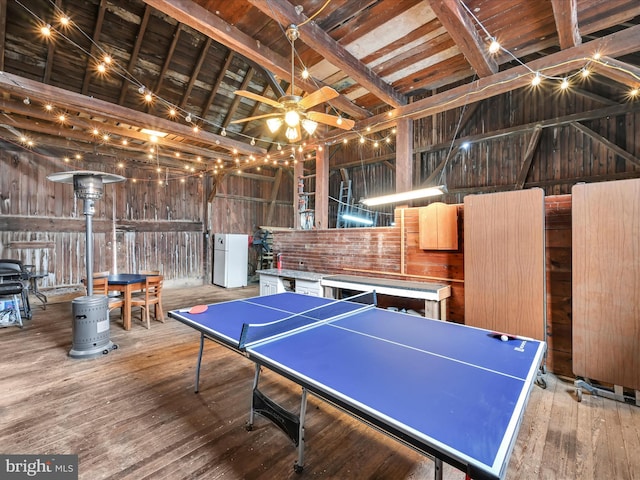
[[123, 285, 132, 330]]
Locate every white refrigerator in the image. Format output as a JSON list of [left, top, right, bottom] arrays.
[[213, 233, 248, 288]]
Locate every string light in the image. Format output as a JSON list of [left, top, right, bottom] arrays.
[[12, 0, 639, 183], [531, 72, 542, 86], [488, 38, 501, 54]]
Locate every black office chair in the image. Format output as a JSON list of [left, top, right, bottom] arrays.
[[0, 259, 32, 320]]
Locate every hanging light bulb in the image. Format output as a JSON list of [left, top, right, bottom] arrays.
[[285, 110, 300, 128], [267, 117, 283, 133], [185, 113, 192, 123], [531, 72, 542, 86], [301, 119, 318, 136], [560, 77, 570, 90], [221, 128, 227, 136], [488, 38, 501, 54], [301, 68, 309, 79]]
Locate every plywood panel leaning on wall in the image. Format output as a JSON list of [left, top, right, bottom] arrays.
[[463, 188, 546, 341], [572, 179, 640, 391], [418, 202, 458, 250]]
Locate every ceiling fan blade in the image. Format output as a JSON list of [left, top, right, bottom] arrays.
[[234, 90, 283, 109], [298, 86, 339, 110], [306, 111, 355, 130], [230, 112, 281, 124]]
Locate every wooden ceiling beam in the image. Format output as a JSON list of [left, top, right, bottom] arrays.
[[321, 23, 640, 143], [0, 98, 235, 161], [514, 126, 543, 189], [145, 22, 182, 107], [0, 117, 205, 170], [427, 0, 498, 77], [244, 58, 286, 98], [572, 121, 640, 167], [119, 4, 152, 105], [223, 67, 255, 128], [143, 0, 371, 120], [551, 0, 581, 49], [179, 37, 212, 109], [200, 51, 233, 119], [81, 0, 108, 96], [43, 0, 62, 83], [0, 71, 265, 156], [591, 56, 640, 89], [247, 0, 406, 108]]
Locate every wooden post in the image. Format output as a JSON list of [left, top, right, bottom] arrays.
[[315, 144, 329, 229]]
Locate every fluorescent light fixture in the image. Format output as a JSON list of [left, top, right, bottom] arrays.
[[341, 213, 374, 226], [361, 186, 446, 206], [141, 128, 168, 138]]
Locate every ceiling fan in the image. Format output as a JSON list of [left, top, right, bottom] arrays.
[[231, 25, 355, 142]]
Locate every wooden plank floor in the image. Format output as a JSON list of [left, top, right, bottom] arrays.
[[1, 284, 640, 480]]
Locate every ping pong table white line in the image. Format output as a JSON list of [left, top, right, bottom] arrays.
[[240, 290, 375, 320], [246, 327, 545, 480], [328, 322, 532, 382], [240, 302, 376, 350], [238, 291, 377, 349]]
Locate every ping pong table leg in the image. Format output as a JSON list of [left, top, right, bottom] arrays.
[[295, 388, 308, 473], [248, 364, 261, 427], [194, 333, 205, 393], [434, 458, 443, 480]]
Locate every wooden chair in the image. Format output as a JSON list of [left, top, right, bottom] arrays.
[[139, 270, 160, 275], [84, 273, 124, 320], [130, 275, 164, 329]]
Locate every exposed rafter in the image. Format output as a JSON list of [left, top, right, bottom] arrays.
[[247, 0, 406, 108], [427, 0, 498, 77], [81, 0, 107, 96], [143, 0, 371, 120], [322, 23, 640, 143], [0, 71, 265, 157], [551, 0, 581, 49], [119, 4, 152, 105], [591, 56, 640, 89]]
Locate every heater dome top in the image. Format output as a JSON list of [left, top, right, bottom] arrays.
[[47, 170, 126, 185]]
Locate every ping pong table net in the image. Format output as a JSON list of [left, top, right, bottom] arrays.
[[238, 291, 377, 350]]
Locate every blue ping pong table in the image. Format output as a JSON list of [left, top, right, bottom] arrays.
[[168, 292, 545, 480]]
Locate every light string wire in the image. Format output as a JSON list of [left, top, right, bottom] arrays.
[[9, 0, 639, 165]]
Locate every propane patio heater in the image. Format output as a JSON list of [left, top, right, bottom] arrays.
[[47, 170, 125, 359]]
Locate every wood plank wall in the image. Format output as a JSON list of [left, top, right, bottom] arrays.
[[272, 194, 573, 376], [0, 151, 208, 286]]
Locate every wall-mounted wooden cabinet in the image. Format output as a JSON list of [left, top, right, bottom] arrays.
[[418, 202, 458, 250]]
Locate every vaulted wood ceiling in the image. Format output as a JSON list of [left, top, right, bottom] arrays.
[[1, 0, 639, 174]]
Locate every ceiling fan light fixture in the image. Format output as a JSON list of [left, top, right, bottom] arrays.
[[301, 119, 318, 135], [285, 126, 300, 142], [285, 110, 300, 127], [267, 117, 283, 133]]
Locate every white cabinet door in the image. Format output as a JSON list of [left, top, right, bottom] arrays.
[[295, 279, 322, 296], [260, 276, 285, 296]]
